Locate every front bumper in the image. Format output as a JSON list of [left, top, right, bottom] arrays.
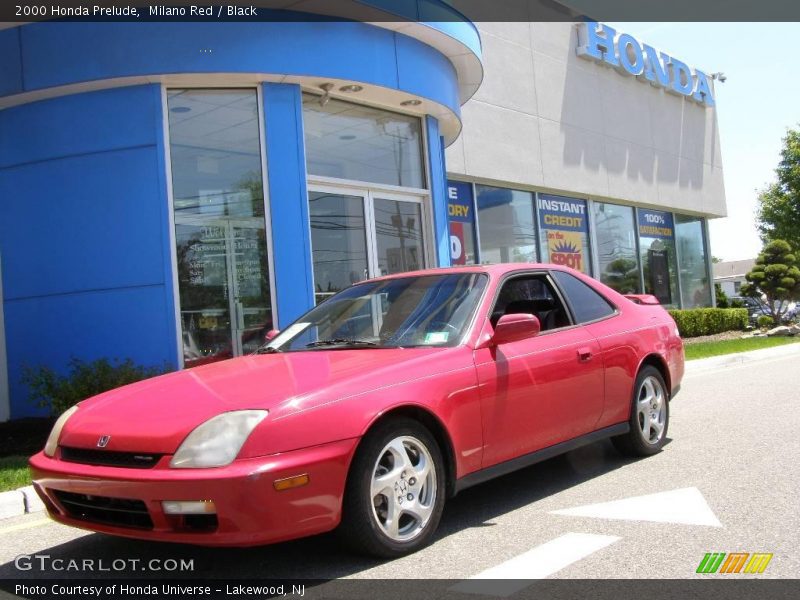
[[29, 437, 359, 547]]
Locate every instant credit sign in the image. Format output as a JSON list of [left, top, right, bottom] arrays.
[[537, 194, 590, 273], [638, 209, 674, 239], [447, 181, 475, 265]]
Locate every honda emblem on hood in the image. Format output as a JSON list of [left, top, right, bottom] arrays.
[[96, 435, 111, 448]]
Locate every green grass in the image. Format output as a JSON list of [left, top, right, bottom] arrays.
[[0, 455, 31, 492], [685, 336, 800, 360]]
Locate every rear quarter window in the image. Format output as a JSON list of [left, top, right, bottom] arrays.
[[552, 270, 616, 324]]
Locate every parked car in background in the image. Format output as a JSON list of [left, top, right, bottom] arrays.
[[30, 264, 683, 557], [730, 296, 773, 325]]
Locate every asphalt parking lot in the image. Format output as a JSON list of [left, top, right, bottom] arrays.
[[0, 352, 797, 592]]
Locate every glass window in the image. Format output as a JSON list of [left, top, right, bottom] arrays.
[[492, 275, 571, 331], [476, 185, 537, 263], [676, 214, 712, 308], [638, 209, 678, 307], [266, 273, 487, 350], [592, 202, 641, 293], [302, 95, 425, 188], [552, 270, 616, 323], [374, 198, 424, 276], [308, 192, 369, 305], [447, 181, 478, 265], [537, 194, 591, 274], [447, 181, 478, 266], [167, 89, 273, 367]]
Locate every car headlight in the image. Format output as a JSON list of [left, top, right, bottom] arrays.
[[44, 405, 80, 457], [170, 410, 268, 468]]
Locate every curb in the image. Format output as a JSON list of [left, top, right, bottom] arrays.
[[0, 485, 44, 520], [684, 338, 800, 374]]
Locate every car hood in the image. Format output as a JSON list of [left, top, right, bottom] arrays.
[[58, 348, 454, 454]]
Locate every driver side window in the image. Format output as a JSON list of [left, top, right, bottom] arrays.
[[491, 275, 572, 332]]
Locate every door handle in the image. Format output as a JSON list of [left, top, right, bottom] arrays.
[[577, 347, 593, 362]]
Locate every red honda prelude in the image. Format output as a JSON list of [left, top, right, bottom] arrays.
[[30, 264, 684, 557]]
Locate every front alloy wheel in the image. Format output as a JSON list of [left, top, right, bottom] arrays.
[[340, 418, 446, 557], [370, 436, 437, 542]]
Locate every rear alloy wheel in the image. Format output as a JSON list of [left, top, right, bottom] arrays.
[[612, 365, 670, 457], [339, 418, 445, 558]]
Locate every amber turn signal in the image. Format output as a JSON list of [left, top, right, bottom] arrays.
[[273, 474, 310, 491]]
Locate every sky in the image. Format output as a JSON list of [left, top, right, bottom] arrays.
[[607, 22, 800, 261]]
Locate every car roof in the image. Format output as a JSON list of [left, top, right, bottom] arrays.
[[367, 263, 569, 282]]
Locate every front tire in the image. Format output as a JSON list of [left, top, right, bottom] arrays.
[[612, 366, 670, 457], [339, 417, 446, 558]]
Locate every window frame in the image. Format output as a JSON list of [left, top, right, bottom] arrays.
[[474, 184, 539, 264], [302, 93, 436, 288], [486, 269, 578, 336], [301, 92, 429, 192], [161, 85, 279, 370], [306, 182, 433, 291]]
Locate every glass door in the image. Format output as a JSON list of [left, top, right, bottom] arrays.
[[308, 186, 428, 304], [229, 219, 272, 356], [308, 191, 369, 305], [372, 196, 424, 276], [174, 217, 272, 367], [167, 89, 273, 368]]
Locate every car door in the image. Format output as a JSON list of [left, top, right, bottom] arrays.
[[474, 272, 605, 469], [549, 269, 627, 430]]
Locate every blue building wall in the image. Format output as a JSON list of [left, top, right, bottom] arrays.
[[0, 21, 462, 120], [0, 84, 179, 418], [0, 19, 481, 419]]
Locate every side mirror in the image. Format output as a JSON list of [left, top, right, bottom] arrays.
[[492, 313, 540, 345], [264, 329, 280, 343]]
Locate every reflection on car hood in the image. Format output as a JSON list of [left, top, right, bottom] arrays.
[[58, 348, 454, 454]]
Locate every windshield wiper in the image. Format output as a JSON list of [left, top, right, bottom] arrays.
[[254, 346, 281, 354], [305, 338, 379, 349]]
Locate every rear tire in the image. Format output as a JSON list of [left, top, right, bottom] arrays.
[[338, 417, 446, 558], [612, 365, 669, 457]]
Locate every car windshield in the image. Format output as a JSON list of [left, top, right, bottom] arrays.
[[263, 273, 488, 352]]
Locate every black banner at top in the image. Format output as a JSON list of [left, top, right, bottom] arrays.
[[4, 0, 800, 23]]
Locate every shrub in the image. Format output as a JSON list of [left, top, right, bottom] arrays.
[[729, 298, 746, 308], [757, 315, 775, 329], [667, 308, 749, 338], [23, 358, 171, 415], [714, 283, 729, 308]]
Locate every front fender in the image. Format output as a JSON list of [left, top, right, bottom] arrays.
[[238, 361, 484, 477]]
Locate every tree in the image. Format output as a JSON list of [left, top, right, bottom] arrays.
[[740, 240, 800, 322], [756, 127, 800, 251]]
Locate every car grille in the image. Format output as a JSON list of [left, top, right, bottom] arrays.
[[52, 490, 153, 529], [60, 446, 162, 469]]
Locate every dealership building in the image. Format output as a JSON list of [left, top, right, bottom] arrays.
[[0, 9, 726, 420]]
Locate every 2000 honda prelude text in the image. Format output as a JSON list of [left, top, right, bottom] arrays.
[[30, 264, 683, 557]]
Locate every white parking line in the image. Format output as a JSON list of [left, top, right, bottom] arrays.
[[450, 532, 620, 597], [549, 487, 722, 527]]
